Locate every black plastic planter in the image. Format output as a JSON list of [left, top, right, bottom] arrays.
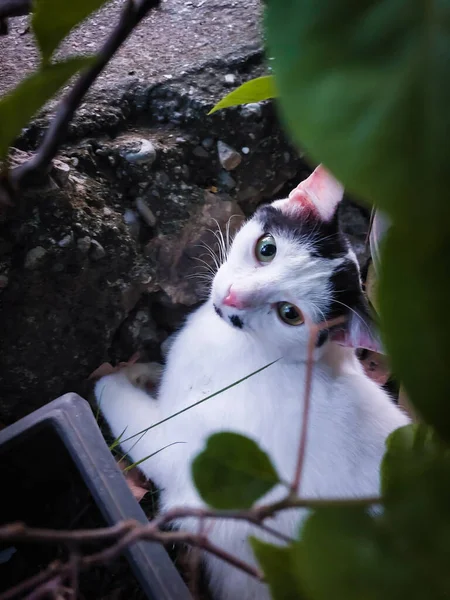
[[0, 393, 191, 600]]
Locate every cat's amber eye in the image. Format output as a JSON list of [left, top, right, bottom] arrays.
[[255, 234, 277, 263], [277, 302, 304, 326]]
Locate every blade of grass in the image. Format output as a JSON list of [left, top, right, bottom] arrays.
[[119, 359, 279, 445], [123, 442, 186, 472], [108, 426, 128, 451]]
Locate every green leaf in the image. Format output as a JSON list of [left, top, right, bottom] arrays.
[[191, 432, 280, 509], [298, 506, 408, 600], [251, 537, 304, 600], [379, 227, 450, 439], [32, 0, 110, 63], [208, 75, 277, 115], [0, 57, 94, 159], [264, 1, 450, 228]]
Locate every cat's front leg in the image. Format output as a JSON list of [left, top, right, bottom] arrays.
[[94, 363, 164, 467]]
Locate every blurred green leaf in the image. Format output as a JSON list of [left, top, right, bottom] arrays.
[[0, 57, 94, 159], [251, 537, 304, 600], [379, 228, 450, 439], [208, 76, 277, 115], [265, 1, 450, 228], [32, 0, 110, 63], [191, 432, 280, 509]]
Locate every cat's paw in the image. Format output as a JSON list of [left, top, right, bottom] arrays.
[[122, 362, 163, 392]]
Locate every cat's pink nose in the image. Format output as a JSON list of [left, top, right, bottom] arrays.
[[223, 288, 246, 310]]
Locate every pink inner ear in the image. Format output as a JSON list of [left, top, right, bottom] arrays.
[[288, 165, 344, 222]]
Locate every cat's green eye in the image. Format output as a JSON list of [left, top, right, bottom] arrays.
[[277, 302, 304, 326], [255, 234, 277, 263]]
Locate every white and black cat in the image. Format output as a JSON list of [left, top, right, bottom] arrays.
[[95, 165, 409, 600]]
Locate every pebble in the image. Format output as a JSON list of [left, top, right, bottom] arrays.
[[224, 73, 236, 86], [135, 198, 157, 227], [193, 146, 209, 158], [218, 170, 236, 191], [90, 240, 106, 261], [77, 236, 91, 254], [217, 140, 242, 171], [201, 137, 214, 150], [24, 246, 47, 270], [51, 159, 71, 186], [58, 233, 73, 248], [240, 102, 263, 119], [103, 207, 113, 217], [241, 146, 250, 155], [123, 139, 157, 165]]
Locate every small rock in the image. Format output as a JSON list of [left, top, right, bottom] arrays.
[[90, 240, 106, 261], [217, 141, 242, 171], [218, 170, 236, 191], [124, 209, 140, 238], [154, 171, 170, 186], [241, 146, 250, 155], [135, 198, 157, 227], [103, 207, 113, 217], [202, 137, 214, 150], [0, 275, 8, 289], [124, 139, 157, 165], [77, 236, 91, 254], [181, 164, 190, 179], [58, 233, 73, 248], [193, 146, 209, 158], [240, 102, 263, 119], [51, 159, 71, 186], [24, 246, 47, 270], [224, 73, 236, 86]]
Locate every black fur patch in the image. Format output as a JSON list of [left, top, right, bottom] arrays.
[[214, 304, 223, 318], [256, 205, 348, 260], [230, 315, 243, 329]]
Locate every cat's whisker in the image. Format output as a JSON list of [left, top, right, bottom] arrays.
[[205, 226, 226, 265], [196, 243, 220, 272], [332, 298, 369, 328], [192, 256, 218, 276]]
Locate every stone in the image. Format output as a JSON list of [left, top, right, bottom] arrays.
[[218, 170, 236, 191], [241, 146, 250, 155], [240, 102, 263, 119], [51, 159, 71, 186], [90, 240, 107, 261], [58, 233, 74, 248], [24, 247, 47, 270], [224, 73, 236, 85], [123, 210, 140, 239], [193, 146, 209, 158], [123, 139, 157, 165], [135, 198, 157, 227], [217, 140, 242, 170], [201, 138, 214, 150], [77, 236, 91, 254]]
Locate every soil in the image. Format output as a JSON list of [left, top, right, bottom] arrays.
[[0, 0, 262, 97]]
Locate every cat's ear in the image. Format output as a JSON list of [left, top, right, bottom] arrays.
[[275, 164, 344, 222], [329, 299, 383, 353]]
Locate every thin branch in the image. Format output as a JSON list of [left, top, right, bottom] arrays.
[[291, 315, 347, 493], [3, 0, 160, 201]]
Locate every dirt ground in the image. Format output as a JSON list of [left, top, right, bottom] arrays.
[[0, 0, 263, 98]]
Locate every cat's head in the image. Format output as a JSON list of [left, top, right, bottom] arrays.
[[211, 165, 379, 356]]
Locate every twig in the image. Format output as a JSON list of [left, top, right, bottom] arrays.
[[291, 315, 347, 493], [2, 0, 160, 202]]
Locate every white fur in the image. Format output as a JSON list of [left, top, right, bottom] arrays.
[[95, 190, 410, 600]]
